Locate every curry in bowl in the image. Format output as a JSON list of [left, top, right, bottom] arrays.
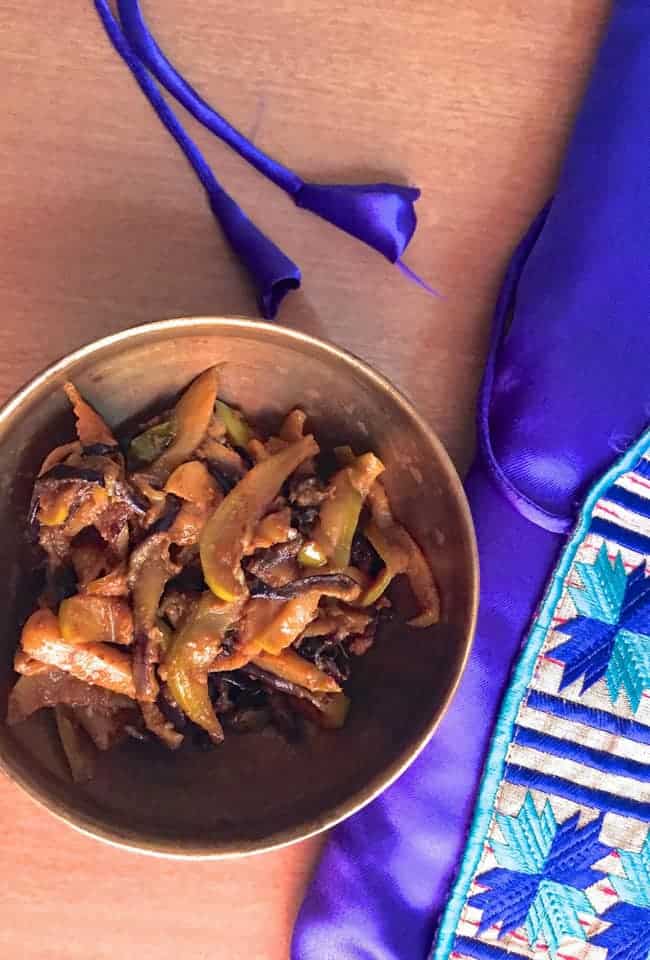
[[7, 367, 440, 782]]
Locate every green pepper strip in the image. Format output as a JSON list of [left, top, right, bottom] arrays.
[[164, 593, 243, 742], [308, 452, 384, 571], [361, 521, 409, 606], [200, 434, 319, 602], [128, 534, 178, 700], [129, 421, 174, 465], [297, 540, 328, 568], [150, 367, 219, 481], [364, 484, 440, 625], [55, 705, 95, 782], [216, 400, 252, 447]]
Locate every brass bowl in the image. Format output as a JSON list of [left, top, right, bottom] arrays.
[[0, 317, 478, 858]]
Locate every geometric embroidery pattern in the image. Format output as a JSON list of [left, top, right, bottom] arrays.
[[554, 545, 650, 712], [431, 434, 650, 960], [469, 798, 608, 955]]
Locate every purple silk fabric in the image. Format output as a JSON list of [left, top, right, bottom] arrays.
[[116, 0, 422, 265], [93, 0, 300, 320], [293, 3, 650, 959], [97, 0, 427, 317]]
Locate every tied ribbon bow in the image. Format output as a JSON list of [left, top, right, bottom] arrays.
[[94, 0, 437, 318]]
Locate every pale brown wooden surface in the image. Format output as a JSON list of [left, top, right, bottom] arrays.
[[0, 2, 610, 957]]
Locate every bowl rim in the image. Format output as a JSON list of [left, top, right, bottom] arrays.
[[0, 316, 479, 859]]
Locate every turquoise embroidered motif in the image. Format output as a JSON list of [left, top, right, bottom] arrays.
[[592, 902, 650, 960], [431, 435, 650, 960], [610, 834, 650, 910], [469, 796, 607, 956], [553, 546, 650, 712], [570, 543, 627, 625], [590, 837, 650, 958]]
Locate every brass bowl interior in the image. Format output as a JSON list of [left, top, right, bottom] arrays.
[[0, 318, 477, 857]]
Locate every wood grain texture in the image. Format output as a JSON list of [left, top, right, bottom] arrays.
[[0, 1, 610, 957]]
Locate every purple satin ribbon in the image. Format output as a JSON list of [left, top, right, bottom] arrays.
[[116, 0, 426, 270], [94, 0, 300, 319], [293, 1, 650, 957]]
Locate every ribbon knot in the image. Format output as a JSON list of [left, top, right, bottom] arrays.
[[95, 0, 435, 318]]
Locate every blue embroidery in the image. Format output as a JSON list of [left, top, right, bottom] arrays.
[[430, 433, 650, 960], [451, 936, 520, 959], [553, 545, 650, 711], [591, 837, 650, 960], [605, 484, 650, 521], [590, 518, 650, 556], [469, 794, 607, 956], [591, 902, 650, 960], [506, 765, 650, 819], [526, 689, 650, 744], [513, 725, 650, 782]]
